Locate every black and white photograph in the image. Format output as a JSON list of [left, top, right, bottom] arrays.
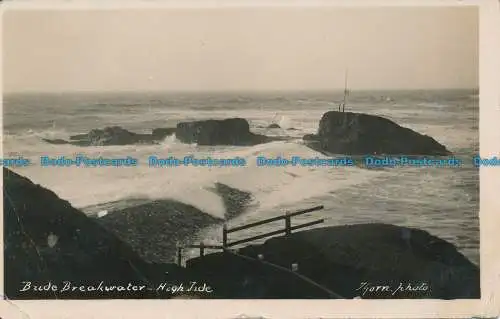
[[2, 5, 480, 300]]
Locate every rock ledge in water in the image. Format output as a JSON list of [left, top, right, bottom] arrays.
[[3, 168, 189, 299], [176, 118, 271, 146], [70, 126, 155, 146], [267, 123, 281, 129], [43, 126, 175, 146], [303, 111, 451, 155]]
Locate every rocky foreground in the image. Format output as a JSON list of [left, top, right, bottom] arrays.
[[95, 183, 254, 264], [303, 111, 451, 155], [186, 224, 479, 299], [2, 168, 253, 299], [4, 168, 478, 299], [3, 168, 206, 299]]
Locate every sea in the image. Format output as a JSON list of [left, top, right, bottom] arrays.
[[2, 89, 480, 265]]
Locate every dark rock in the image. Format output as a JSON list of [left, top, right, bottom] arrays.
[[69, 133, 89, 141], [96, 201, 222, 264], [302, 134, 320, 141], [43, 120, 284, 147], [42, 138, 70, 145], [176, 118, 271, 146], [95, 183, 253, 263], [305, 111, 451, 155], [152, 127, 176, 139], [213, 183, 254, 220], [78, 126, 156, 146], [267, 123, 281, 129], [45, 126, 160, 146], [3, 168, 189, 299], [302, 134, 321, 151], [187, 250, 338, 298], [186, 223, 479, 299]]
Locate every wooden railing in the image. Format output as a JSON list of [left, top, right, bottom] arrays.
[[174, 205, 339, 298], [223, 205, 324, 247], [176, 205, 324, 265]]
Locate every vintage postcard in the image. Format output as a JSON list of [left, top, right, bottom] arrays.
[[1, 0, 499, 318]]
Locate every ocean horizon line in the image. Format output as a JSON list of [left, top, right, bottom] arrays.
[[3, 87, 479, 96]]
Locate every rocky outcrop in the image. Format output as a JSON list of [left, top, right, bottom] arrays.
[[96, 201, 221, 264], [42, 119, 289, 147], [303, 111, 451, 155], [95, 183, 253, 264], [186, 223, 479, 299], [267, 123, 281, 129], [152, 127, 176, 139], [214, 182, 254, 220], [302, 134, 319, 141], [3, 168, 195, 299], [43, 126, 165, 146], [176, 118, 271, 146], [41, 138, 70, 145], [188, 249, 340, 298], [69, 126, 156, 146]]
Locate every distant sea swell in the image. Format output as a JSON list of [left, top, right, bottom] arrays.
[[2, 89, 479, 264]]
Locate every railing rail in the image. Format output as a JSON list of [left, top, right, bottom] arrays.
[[225, 205, 324, 234], [226, 219, 324, 247], [174, 205, 337, 298], [177, 205, 325, 264], [223, 205, 324, 247]]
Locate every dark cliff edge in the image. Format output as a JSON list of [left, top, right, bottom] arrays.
[[186, 224, 479, 299], [303, 111, 451, 156], [3, 168, 195, 299]]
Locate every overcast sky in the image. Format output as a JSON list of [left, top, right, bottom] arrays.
[[3, 7, 478, 92]]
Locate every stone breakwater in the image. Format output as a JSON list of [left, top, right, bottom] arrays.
[[175, 118, 271, 146], [42, 118, 289, 147]]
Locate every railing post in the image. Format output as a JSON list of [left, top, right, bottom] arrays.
[[222, 223, 228, 247], [177, 244, 182, 266], [285, 212, 291, 236], [200, 242, 205, 256], [291, 263, 299, 272]]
